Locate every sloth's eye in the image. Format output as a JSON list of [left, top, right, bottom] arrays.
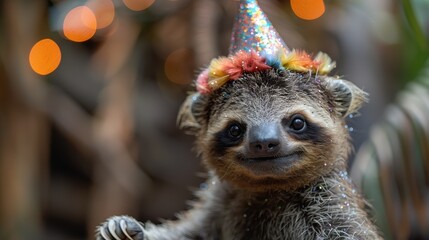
[[228, 124, 244, 139], [289, 115, 307, 132]]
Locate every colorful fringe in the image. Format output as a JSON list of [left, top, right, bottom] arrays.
[[196, 50, 336, 94]]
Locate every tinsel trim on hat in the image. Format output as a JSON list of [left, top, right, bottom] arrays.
[[196, 49, 336, 94]]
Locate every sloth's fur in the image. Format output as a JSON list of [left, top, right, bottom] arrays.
[[96, 69, 381, 240]]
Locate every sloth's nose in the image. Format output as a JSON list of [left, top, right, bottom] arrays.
[[248, 123, 281, 157]]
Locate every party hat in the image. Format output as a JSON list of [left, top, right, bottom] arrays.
[[229, 0, 289, 55], [195, 0, 335, 94]]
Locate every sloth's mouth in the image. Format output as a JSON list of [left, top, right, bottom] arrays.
[[244, 151, 302, 162], [239, 151, 302, 174]]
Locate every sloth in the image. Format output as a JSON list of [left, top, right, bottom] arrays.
[[96, 68, 381, 239]]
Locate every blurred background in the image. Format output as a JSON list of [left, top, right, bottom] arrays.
[[0, 0, 428, 239]]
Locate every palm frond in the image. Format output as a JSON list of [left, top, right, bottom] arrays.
[[351, 63, 429, 239]]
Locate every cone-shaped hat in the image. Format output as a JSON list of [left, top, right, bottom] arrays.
[[229, 0, 289, 55], [195, 0, 335, 94]]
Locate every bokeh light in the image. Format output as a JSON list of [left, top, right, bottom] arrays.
[[164, 48, 193, 85], [63, 6, 97, 42], [291, 0, 325, 20], [122, 0, 155, 11], [29, 39, 62, 76], [86, 0, 115, 29]]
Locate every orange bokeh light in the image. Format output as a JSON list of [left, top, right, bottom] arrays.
[[86, 0, 115, 29], [29, 39, 62, 76], [291, 0, 325, 20], [63, 6, 97, 42], [164, 48, 193, 85], [123, 0, 155, 11]]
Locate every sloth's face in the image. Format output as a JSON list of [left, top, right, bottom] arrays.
[[178, 69, 365, 191]]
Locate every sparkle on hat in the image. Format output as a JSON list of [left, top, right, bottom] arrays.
[[229, 0, 288, 55]]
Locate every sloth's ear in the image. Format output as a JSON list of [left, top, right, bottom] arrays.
[[325, 78, 368, 118], [177, 93, 204, 135]]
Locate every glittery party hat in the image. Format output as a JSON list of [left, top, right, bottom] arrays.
[[229, 0, 289, 56], [195, 0, 335, 94]]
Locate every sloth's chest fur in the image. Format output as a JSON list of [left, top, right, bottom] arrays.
[[202, 174, 374, 240]]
